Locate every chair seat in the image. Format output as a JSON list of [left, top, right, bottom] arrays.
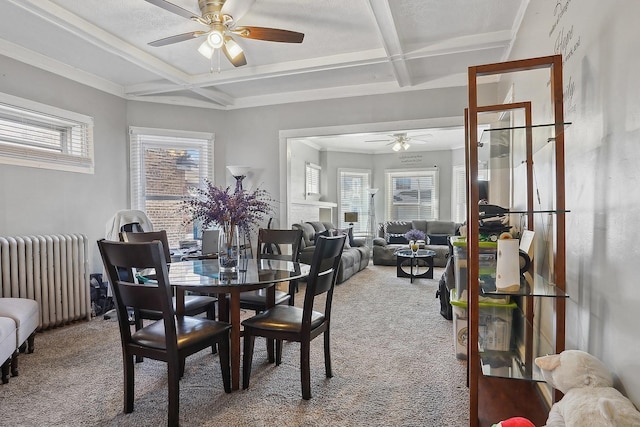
[[239, 289, 290, 309], [242, 305, 324, 333], [139, 295, 217, 320], [132, 316, 231, 350]]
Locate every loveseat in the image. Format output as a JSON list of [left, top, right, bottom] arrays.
[[373, 220, 460, 267], [292, 221, 370, 284]]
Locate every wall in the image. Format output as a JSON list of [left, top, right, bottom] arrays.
[[0, 55, 128, 272], [507, 0, 640, 406]]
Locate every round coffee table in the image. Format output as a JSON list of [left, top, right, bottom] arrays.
[[394, 249, 436, 282]]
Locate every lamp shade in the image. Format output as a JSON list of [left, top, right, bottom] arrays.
[[227, 165, 252, 177], [344, 212, 358, 223]]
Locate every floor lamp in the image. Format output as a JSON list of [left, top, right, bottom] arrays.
[[367, 188, 378, 251], [227, 165, 252, 193]]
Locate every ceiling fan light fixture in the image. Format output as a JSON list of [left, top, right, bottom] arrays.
[[392, 142, 402, 152], [197, 39, 215, 58], [207, 30, 224, 49], [224, 36, 243, 60], [403, 142, 410, 150]]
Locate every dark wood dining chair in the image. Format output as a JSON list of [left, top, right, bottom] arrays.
[[238, 228, 303, 312], [97, 239, 231, 426], [242, 234, 345, 399], [120, 230, 219, 328]]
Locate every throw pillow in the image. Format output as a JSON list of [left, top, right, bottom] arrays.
[[335, 227, 355, 246], [313, 229, 331, 243], [427, 234, 449, 245], [387, 233, 408, 244], [332, 228, 352, 249]]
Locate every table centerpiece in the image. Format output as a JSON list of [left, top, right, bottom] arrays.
[[182, 179, 273, 271]]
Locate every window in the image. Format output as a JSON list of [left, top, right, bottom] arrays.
[[305, 162, 321, 198], [130, 127, 213, 248], [0, 92, 94, 173], [385, 168, 439, 221], [338, 169, 371, 233]]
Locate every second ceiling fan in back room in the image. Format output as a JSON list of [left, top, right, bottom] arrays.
[[145, 0, 304, 69], [366, 132, 432, 152]]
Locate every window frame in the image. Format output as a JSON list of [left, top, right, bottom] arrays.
[[305, 162, 321, 199], [129, 126, 214, 243], [0, 92, 94, 174], [385, 168, 440, 221], [338, 168, 371, 234]]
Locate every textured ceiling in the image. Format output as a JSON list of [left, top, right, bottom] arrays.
[[0, 0, 528, 150]]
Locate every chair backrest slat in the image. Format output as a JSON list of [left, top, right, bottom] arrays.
[[120, 230, 172, 264], [257, 228, 303, 263], [302, 234, 346, 326]]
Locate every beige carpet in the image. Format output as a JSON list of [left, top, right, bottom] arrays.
[[0, 264, 469, 426]]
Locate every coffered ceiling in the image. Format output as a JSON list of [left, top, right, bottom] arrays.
[[0, 0, 529, 111]]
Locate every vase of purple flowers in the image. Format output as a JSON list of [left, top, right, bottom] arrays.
[[218, 221, 239, 272], [182, 179, 273, 270], [404, 228, 426, 254]]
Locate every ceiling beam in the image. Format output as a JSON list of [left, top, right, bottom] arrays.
[[366, 0, 412, 87]]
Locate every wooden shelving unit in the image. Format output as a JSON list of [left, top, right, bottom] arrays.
[[465, 54, 569, 426]]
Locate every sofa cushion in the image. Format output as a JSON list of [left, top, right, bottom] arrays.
[[383, 221, 411, 243], [293, 222, 317, 248], [426, 221, 458, 235], [427, 234, 449, 246], [308, 221, 328, 233], [314, 229, 331, 243], [384, 221, 412, 234], [411, 220, 428, 233]]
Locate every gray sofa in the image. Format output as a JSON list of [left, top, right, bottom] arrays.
[[372, 220, 460, 267], [292, 221, 370, 284]]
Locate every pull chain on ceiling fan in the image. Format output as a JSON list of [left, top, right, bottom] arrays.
[[145, 0, 304, 68]]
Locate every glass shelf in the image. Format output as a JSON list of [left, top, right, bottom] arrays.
[[479, 350, 546, 382], [480, 273, 569, 298], [477, 122, 571, 168]]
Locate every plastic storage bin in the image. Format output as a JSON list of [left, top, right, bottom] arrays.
[[450, 289, 516, 360], [451, 236, 500, 301]]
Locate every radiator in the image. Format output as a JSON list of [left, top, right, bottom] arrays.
[[0, 234, 91, 330]]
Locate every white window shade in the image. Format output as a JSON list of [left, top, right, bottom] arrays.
[[305, 162, 321, 197], [338, 169, 370, 233], [386, 168, 439, 221], [129, 126, 214, 246], [0, 92, 94, 173]]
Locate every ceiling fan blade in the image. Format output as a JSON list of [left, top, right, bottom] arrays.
[[221, 0, 256, 22], [222, 37, 247, 67], [148, 31, 206, 47], [144, 0, 200, 20], [231, 26, 304, 43]]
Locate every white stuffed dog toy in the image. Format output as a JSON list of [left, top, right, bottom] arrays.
[[535, 350, 640, 426]]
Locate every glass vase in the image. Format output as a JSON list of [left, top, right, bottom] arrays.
[[218, 222, 239, 273]]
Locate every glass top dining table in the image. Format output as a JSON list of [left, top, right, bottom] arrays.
[[169, 258, 311, 391]]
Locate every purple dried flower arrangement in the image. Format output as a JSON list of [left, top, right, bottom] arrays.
[[404, 228, 426, 242], [182, 179, 274, 234]]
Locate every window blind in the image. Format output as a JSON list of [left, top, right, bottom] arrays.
[[385, 169, 439, 221], [0, 92, 94, 173], [338, 169, 370, 233], [129, 127, 214, 245], [305, 162, 321, 196]]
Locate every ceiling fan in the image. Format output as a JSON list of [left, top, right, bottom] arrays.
[[145, 0, 304, 67], [366, 132, 433, 152]]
